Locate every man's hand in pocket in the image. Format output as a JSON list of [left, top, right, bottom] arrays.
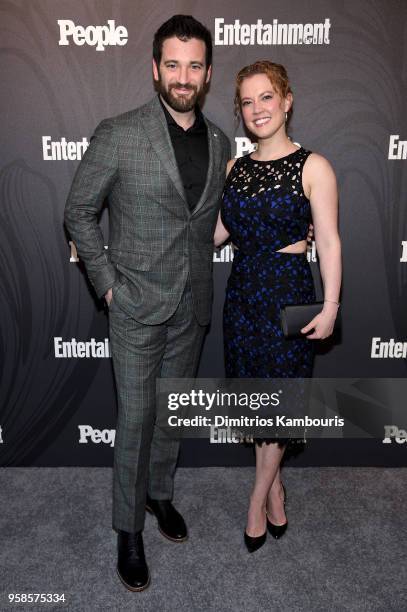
[[105, 287, 113, 306]]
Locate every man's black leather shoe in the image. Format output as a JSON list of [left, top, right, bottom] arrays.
[[117, 530, 150, 591], [146, 495, 188, 542]]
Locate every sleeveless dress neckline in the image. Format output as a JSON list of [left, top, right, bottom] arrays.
[[248, 146, 303, 164]]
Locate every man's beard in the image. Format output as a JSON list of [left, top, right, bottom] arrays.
[[156, 79, 202, 113]]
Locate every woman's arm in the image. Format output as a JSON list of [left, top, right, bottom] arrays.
[[301, 153, 342, 339], [214, 212, 230, 247], [214, 159, 236, 247]]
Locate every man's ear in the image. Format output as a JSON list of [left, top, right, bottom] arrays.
[[152, 58, 159, 82], [205, 64, 212, 84]]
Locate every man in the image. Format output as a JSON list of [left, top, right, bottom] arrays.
[[64, 15, 230, 591]]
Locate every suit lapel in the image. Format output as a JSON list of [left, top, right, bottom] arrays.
[[142, 96, 188, 208], [141, 97, 221, 216], [192, 118, 219, 216]]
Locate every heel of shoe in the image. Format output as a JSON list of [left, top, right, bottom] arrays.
[[117, 530, 150, 591], [266, 517, 288, 539], [266, 482, 288, 539]]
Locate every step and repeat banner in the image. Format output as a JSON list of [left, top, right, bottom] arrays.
[[1, 0, 406, 467]]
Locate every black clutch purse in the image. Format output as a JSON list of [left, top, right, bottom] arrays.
[[280, 302, 341, 339]]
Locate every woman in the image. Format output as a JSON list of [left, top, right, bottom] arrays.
[[214, 61, 341, 552]]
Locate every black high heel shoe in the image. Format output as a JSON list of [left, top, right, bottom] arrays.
[[267, 482, 288, 539], [244, 529, 267, 553]]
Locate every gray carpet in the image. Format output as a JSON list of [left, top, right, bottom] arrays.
[[0, 467, 406, 612]]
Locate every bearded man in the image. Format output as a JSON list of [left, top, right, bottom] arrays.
[[64, 15, 230, 591]]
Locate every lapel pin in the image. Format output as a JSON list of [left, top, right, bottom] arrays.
[[213, 132, 218, 137]]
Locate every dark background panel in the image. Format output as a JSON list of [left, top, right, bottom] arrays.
[[0, 0, 406, 466]]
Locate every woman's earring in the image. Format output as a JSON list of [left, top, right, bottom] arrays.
[[285, 112, 288, 122]]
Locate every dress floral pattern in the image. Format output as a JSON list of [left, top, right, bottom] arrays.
[[221, 148, 316, 446]]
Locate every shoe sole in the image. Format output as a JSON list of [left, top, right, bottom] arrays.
[[145, 505, 188, 543], [116, 567, 151, 592]]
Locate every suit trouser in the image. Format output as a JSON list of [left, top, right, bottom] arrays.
[[108, 281, 206, 533]]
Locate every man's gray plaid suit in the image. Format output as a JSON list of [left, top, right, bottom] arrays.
[[64, 96, 230, 532]]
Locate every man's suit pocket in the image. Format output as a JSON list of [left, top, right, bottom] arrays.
[[119, 251, 151, 270], [110, 250, 152, 271], [108, 274, 127, 311]]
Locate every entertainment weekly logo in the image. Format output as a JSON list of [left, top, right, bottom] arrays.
[[58, 19, 128, 51], [214, 17, 331, 45], [210, 426, 253, 443], [42, 137, 88, 160], [388, 135, 407, 160], [54, 337, 110, 358], [371, 338, 407, 359]]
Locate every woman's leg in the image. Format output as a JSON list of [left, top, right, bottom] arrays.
[[246, 442, 287, 536], [266, 465, 286, 525]]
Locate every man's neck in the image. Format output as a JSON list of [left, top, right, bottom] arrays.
[[159, 95, 196, 131]]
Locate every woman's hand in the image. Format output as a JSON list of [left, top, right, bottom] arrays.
[[214, 211, 230, 247], [214, 158, 236, 247], [307, 223, 314, 243], [300, 302, 339, 340]]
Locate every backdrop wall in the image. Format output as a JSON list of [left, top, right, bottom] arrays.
[[1, 0, 406, 467]]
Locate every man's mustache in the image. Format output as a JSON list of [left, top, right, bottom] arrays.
[[169, 82, 197, 92]]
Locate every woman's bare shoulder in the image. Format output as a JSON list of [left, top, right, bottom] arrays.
[[304, 152, 335, 176], [226, 158, 237, 177]]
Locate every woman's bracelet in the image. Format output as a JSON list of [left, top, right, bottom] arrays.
[[324, 299, 340, 307]]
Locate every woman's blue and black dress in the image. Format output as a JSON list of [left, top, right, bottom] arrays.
[[221, 147, 316, 446]]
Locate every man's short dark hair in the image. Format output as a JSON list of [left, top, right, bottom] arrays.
[[153, 15, 213, 68]]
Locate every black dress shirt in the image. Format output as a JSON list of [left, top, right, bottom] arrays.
[[159, 96, 209, 211]]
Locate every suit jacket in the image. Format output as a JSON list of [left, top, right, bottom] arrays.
[[64, 96, 230, 325]]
